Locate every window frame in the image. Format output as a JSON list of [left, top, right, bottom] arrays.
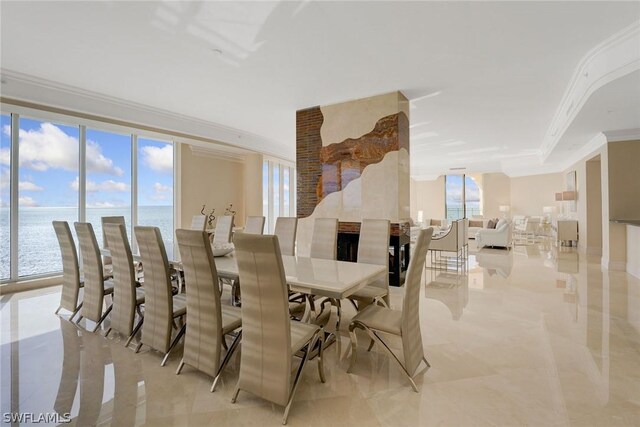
[[262, 156, 295, 233], [0, 103, 180, 283]]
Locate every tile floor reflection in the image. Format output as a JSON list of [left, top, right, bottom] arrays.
[[1, 238, 639, 426]]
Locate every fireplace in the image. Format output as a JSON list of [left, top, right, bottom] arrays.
[[336, 222, 410, 287]]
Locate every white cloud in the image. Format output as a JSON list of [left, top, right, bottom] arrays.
[[151, 182, 172, 201], [70, 177, 129, 193], [0, 168, 9, 190], [141, 144, 173, 173], [0, 148, 9, 166], [19, 181, 44, 191], [0, 122, 123, 176], [2, 125, 9, 136], [18, 196, 38, 207], [1, 170, 43, 192]]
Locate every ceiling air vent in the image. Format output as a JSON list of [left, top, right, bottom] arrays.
[[449, 167, 466, 171]]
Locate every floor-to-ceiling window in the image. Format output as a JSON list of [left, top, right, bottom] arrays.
[[445, 175, 464, 220], [85, 128, 132, 248], [0, 115, 11, 280], [0, 107, 177, 283], [137, 137, 174, 258], [445, 174, 482, 220], [262, 158, 295, 233], [17, 118, 80, 277], [465, 176, 481, 217]]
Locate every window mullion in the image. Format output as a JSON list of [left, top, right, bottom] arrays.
[[9, 114, 19, 281], [131, 134, 138, 252], [268, 161, 274, 232], [279, 165, 284, 217], [79, 125, 86, 222]]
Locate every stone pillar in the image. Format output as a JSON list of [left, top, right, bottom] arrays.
[[296, 91, 410, 256]]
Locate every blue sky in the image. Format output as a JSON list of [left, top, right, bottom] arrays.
[[445, 175, 480, 206], [0, 115, 173, 208]]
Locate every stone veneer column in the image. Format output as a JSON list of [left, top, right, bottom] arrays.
[[295, 91, 410, 256]]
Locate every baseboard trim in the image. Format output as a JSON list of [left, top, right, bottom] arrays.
[[0, 276, 62, 295]]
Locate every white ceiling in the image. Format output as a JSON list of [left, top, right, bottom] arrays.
[[545, 69, 640, 166], [1, 1, 639, 178]]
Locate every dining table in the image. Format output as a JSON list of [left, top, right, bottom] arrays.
[[100, 247, 386, 346]]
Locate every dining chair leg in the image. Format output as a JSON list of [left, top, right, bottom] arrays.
[[70, 303, 83, 322], [211, 330, 242, 392], [126, 317, 144, 348], [374, 296, 389, 309], [367, 338, 375, 352], [92, 304, 113, 333], [316, 331, 325, 383], [282, 343, 310, 425], [230, 384, 241, 403], [104, 327, 112, 337], [55, 306, 62, 315], [346, 324, 359, 373], [422, 356, 431, 369], [134, 342, 143, 353], [176, 359, 185, 375], [161, 323, 186, 366], [365, 328, 419, 392]]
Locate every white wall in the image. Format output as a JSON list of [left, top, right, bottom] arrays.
[[180, 145, 245, 229], [243, 153, 263, 218], [510, 173, 564, 217], [410, 176, 445, 221], [482, 173, 510, 218]]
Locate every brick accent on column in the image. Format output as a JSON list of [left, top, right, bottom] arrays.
[[296, 106, 323, 219]]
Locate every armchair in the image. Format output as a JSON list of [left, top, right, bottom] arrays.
[[476, 219, 512, 249]]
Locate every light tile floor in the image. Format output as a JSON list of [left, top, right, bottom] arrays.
[[1, 239, 639, 426]]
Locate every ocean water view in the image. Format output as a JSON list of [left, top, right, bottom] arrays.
[[0, 206, 173, 280], [445, 204, 482, 220]]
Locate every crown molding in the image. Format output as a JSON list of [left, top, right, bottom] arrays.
[[603, 128, 640, 142], [541, 21, 640, 161], [190, 144, 247, 163], [0, 68, 294, 162]]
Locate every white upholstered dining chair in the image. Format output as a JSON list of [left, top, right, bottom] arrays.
[[190, 214, 207, 231], [175, 229, 243, 392], [101, 215, 126, 276], [134, 226, 187, 366], [103, 223, 145, 347], [212, 215, 234, 246], [231, 233, 325, 424], [274, 217, 298, 256], [244, 216, 265, 235], [310, 218, 338, 260], [347, 219, 390, 309], [74, 222, 115, 332], [53, 221, 83, 320], [347, 227, 434, 392]]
